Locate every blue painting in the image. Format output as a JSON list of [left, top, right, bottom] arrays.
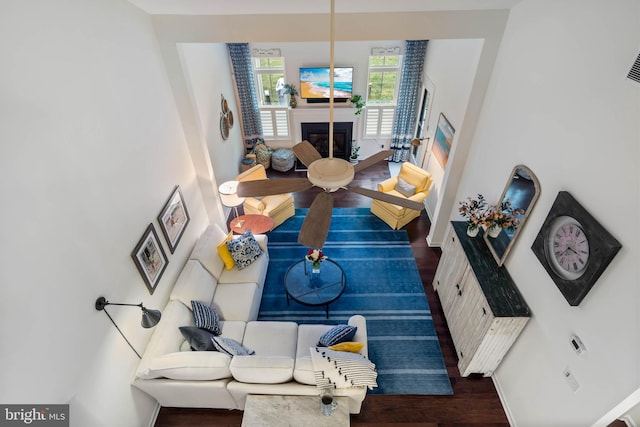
[[432, 113, 455, 167]]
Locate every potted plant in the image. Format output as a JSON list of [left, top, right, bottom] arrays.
[[484, 199, 524, 238], [349, 94, 365, 115], [284, 84, 298, 108], [349, 142, 360, 164], [458, 194, 488, 237]]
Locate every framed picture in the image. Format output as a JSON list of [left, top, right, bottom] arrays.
[[432, 113, 455, 167], [131, 224, 168, 295], [157, 186, 190, 253]]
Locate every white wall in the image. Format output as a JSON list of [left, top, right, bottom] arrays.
[[0, 0, 212, 426], [451, 0, 640, 425], [420, 38, 483, 218], [180, 43, 244, 188]]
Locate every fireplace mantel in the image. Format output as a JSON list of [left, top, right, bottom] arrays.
[[291, 107, 358, 143]]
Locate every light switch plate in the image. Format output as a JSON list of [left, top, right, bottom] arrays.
[[563, 367, 580, 392]]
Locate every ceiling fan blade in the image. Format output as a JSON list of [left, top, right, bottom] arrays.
[[293, 141, 322, 167], [347, 185, 425, 211], [236, 178, 313, 197], [297, 192, 334, 249], [353, 150, 394, 174]]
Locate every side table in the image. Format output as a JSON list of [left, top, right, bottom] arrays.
[[230, 214, 276, 235]]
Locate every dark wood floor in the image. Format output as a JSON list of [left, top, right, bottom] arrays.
[[154, 162, 508, 426]]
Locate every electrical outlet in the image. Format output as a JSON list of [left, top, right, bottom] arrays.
[[563, 367, 580, 392]]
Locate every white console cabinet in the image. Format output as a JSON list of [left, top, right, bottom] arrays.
[[433, 222, 531, 377]]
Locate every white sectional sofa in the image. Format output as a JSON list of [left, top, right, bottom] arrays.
[[132, 224, 369, 414]]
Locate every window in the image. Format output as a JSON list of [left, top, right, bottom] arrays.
[[364, 53, 402, 137], [253, 56, 285, 107], [252, 56, 289, 139]]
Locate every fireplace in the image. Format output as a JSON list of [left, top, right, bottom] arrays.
[[298, 122, 353, 170]]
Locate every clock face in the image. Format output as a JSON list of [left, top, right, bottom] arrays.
[[547, 216, 590, 280]]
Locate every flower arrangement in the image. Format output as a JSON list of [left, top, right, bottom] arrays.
[[305, 249, 327, 270], [485, 199, 524, 232], [458, 194, 488, 232]]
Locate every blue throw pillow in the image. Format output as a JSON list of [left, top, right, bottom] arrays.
[[225, 230, 263, 270], [317, 325, 357, 347], [191, 300, 221, 335], [179, 326, 217, 351], [211, 337, 255, 356]]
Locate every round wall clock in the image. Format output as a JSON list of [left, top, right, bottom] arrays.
[[531, 191, 621, 306]]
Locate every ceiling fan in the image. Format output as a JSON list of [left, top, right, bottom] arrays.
[[236, 0, 425, 249]]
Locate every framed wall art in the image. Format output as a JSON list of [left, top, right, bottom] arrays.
[[432, 113, 455, 167], [158, 185, 190, 253], [131, 223, 168, 295]]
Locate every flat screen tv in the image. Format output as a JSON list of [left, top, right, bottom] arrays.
[[299, 67, 353, 100]]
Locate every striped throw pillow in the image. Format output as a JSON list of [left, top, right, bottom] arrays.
[[191, 300, 221, 335], [317, 325, 357, 347]]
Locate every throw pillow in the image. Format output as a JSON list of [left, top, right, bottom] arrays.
[[395, 177, 417, 198], [317, 325, 357, 347], [211, 336, 255, 357], [310, 347, 378, 390], [179, 326, 217, 351], [328, 341, 365, 353], [191, 300, 222, 335], [225, 230, 263, 270], [217, 231, 235, 270]]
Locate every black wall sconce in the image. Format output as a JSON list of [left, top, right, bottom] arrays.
[[95, 296, 161, 359]]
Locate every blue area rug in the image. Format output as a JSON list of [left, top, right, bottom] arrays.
[[258, 208, 453, 395]]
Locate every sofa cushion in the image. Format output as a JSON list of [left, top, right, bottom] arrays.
[[217, 231, 235, 270], [212, 282, 263, 322], [212, 337, 254, 356], [191, 300, 222, 335], [144, 351, 232, 381], [225, 230, 263, 270], [294, 324, 334, 385], [317, 324, 357, 347], [190, 224, 228, 280], [218, 320, 247, 343], [242, 321, 298, 357], [229, 321, 298, 384], [136, 300, 195, 379], [170, 260, 217, 308], [179, 326, 217, 351], [229, 355, 295, 384]]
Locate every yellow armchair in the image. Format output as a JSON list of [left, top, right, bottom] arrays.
[[235, 164, 295, 228], [370, 162, 433, 230]]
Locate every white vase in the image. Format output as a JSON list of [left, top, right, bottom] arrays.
[[467, 226, 479, 237], [488, 224, 502, 238]]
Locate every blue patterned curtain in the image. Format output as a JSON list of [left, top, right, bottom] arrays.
[[390, 40, 428, 162], [227, 43, 264, 152]]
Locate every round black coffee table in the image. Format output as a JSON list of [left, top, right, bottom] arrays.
[[283, 259, 346, 318]]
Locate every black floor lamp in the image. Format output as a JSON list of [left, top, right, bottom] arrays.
[[95, 296, 161, 359]]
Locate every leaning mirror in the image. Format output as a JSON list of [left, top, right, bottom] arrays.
[[484, 164, 541, 266]]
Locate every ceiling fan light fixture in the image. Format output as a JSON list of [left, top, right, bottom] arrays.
[[307, 158, 354, 191]]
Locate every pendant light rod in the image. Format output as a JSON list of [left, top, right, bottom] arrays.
[[328, 0, 335, 159]]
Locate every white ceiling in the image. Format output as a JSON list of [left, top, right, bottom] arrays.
[[126, 0, 521, 15]]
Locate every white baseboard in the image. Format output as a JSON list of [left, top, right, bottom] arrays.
[[492, 375, 518, 427], [147, 403, 161, 427], [620, 415, 637, 427]]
